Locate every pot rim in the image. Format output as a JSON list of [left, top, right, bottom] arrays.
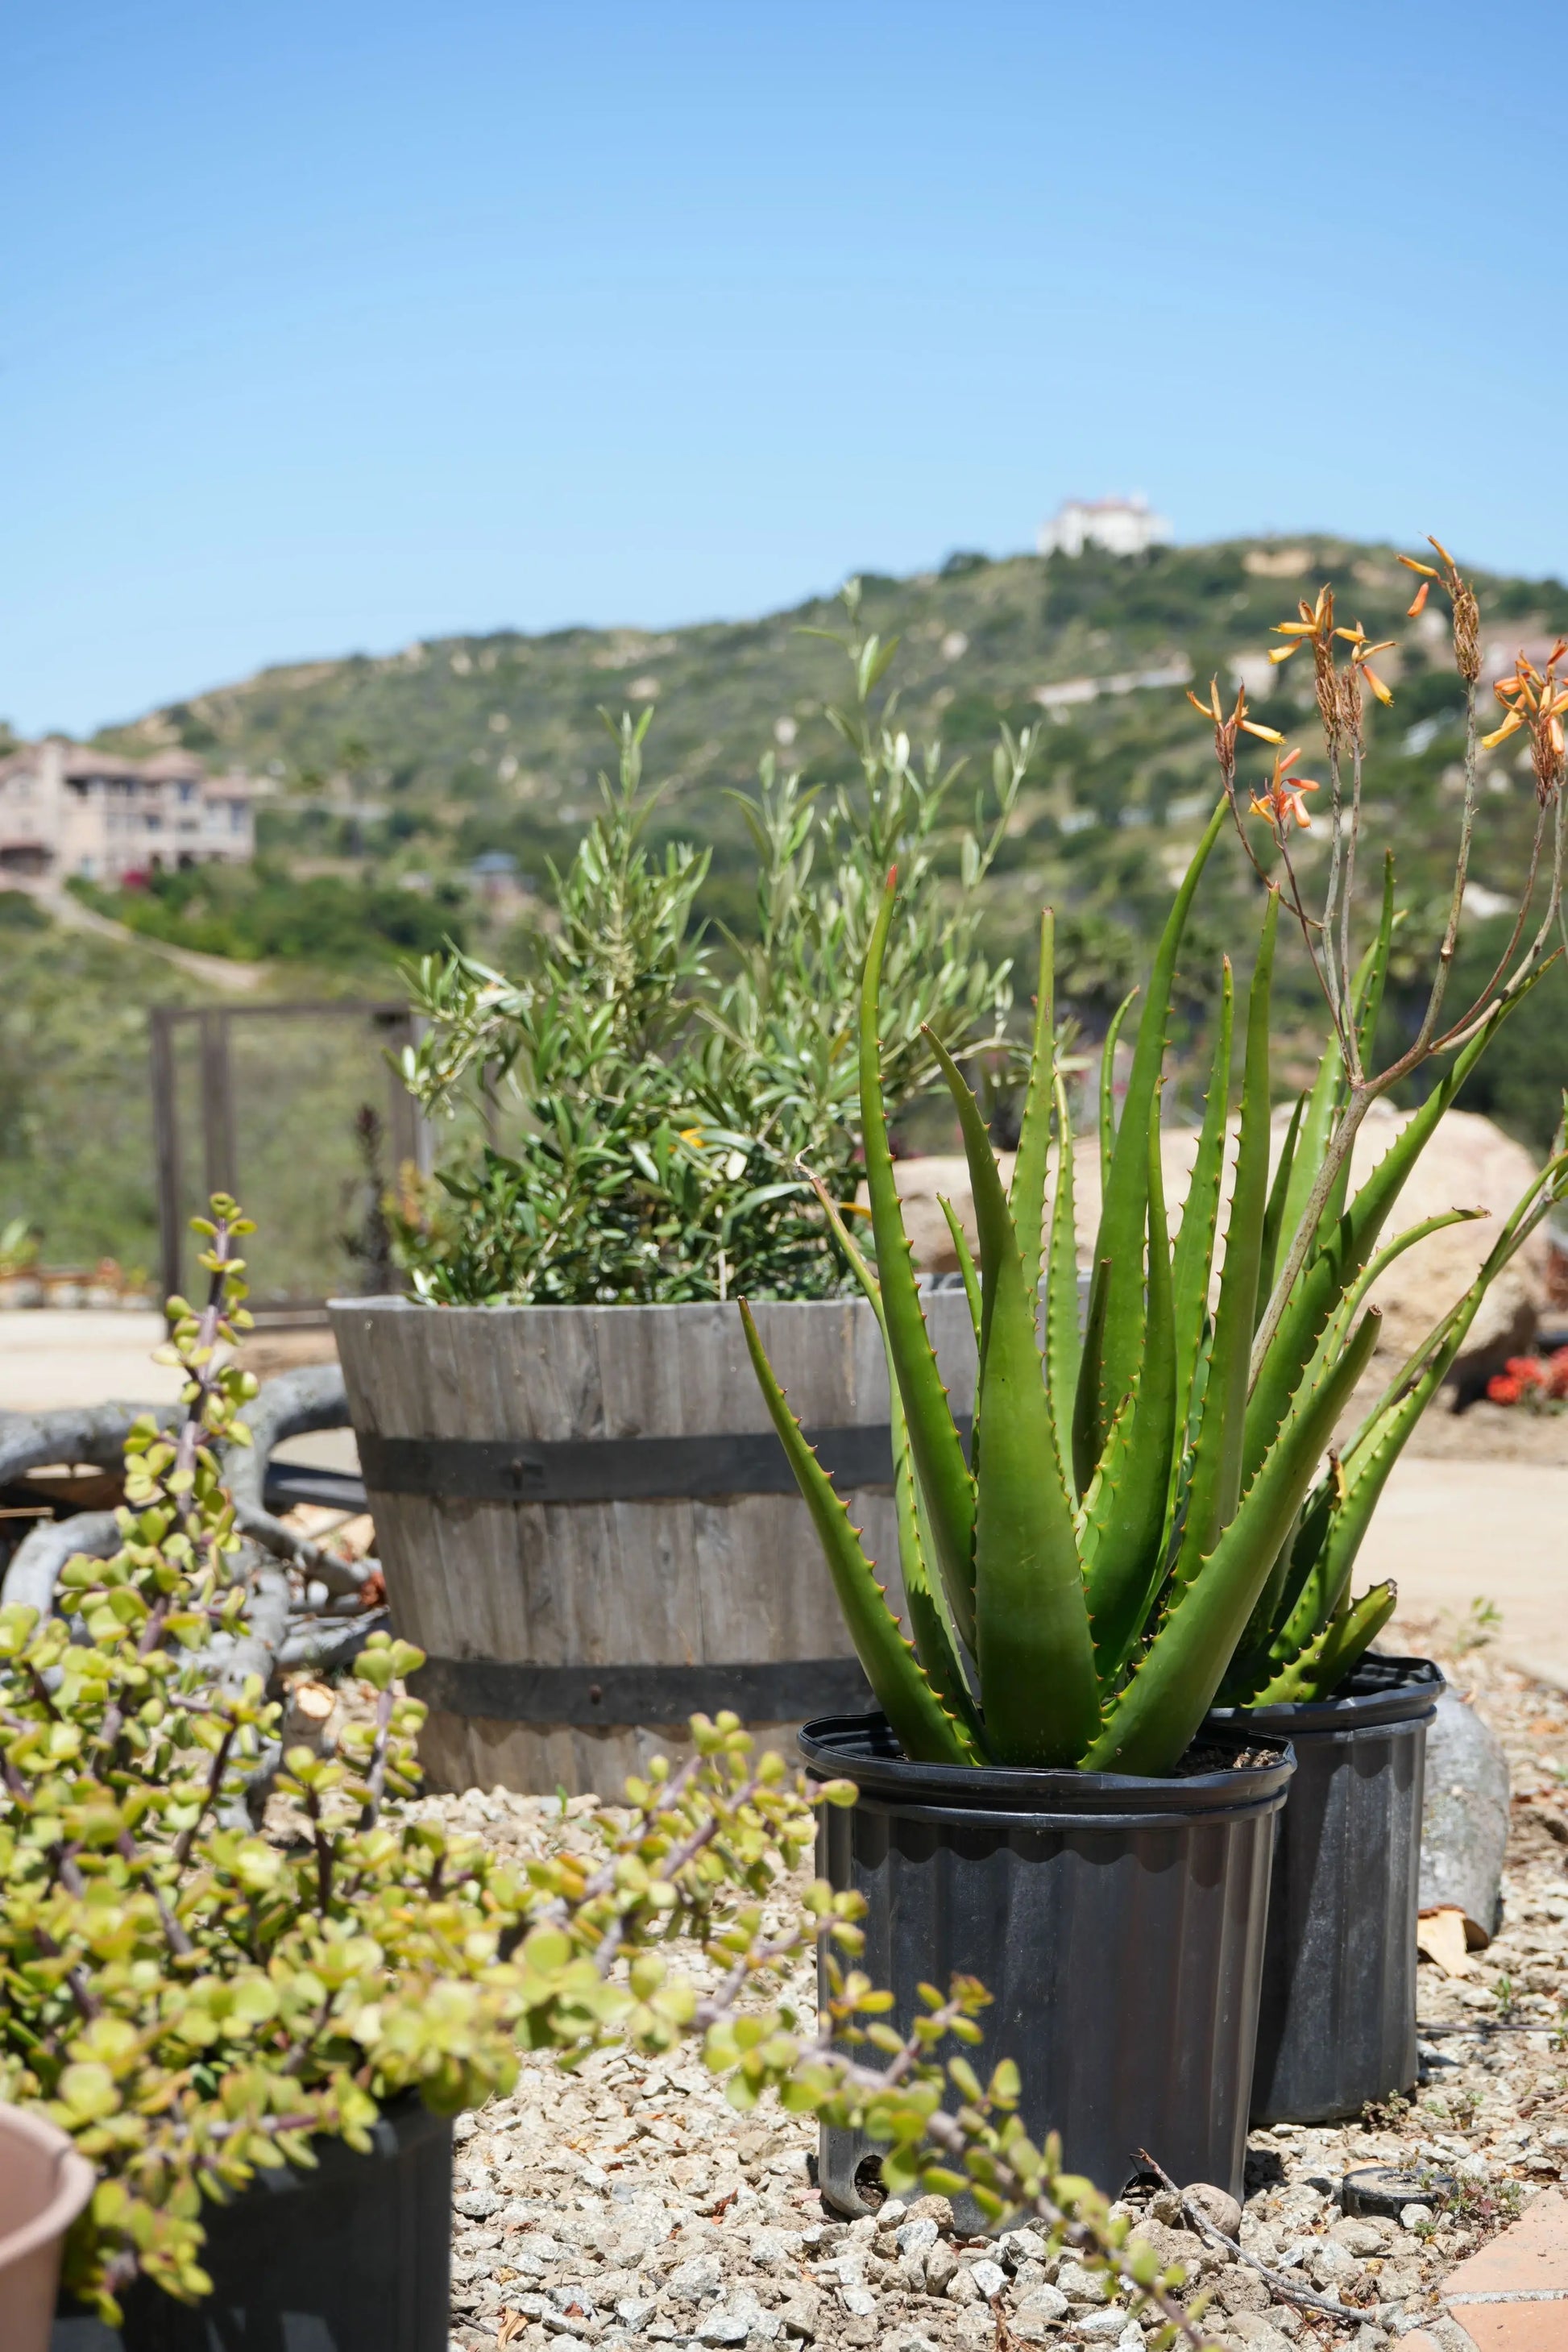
[[0, 2105, 95, 2269], [328, 1288, 964, 1317], [1207, 1650, 1445, 1737], [799, 1711, 1295, 1827]]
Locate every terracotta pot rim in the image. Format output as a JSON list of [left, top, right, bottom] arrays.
[[0, 2105, 94, 2270]]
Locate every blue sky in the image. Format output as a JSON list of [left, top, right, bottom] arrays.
[[6, 1, 1562, 736]]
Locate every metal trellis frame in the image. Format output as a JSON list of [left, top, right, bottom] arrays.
[[148, 1000, 429, 1321]]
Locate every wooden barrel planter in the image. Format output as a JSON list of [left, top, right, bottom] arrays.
[[329, 1293, 977, 1797]]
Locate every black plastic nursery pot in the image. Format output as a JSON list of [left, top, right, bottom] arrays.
[[1208, 1652, 1444, 2127], [800, 1713, 1294, 2224], [50, 2097, 453, 2352]]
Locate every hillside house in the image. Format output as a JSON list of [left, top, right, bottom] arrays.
[[1038, 495, 1172, 558], [0, 739, 258, 888]]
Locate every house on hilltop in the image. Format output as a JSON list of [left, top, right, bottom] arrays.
[[0, 739, 259, 888], [1038, 495, 1172, 558]]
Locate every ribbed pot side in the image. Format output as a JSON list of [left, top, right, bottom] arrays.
[[51, 2098, 452, 2352], [1209, 1654, 1443, 2126], [802, 1715, 1293, 2221], [329, 1293, 977, 1798]]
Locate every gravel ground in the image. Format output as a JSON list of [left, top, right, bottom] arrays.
[[358, 1628, 1568, 2352]]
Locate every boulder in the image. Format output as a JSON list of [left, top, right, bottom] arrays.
[[1419, 1690, 1511, 1945]]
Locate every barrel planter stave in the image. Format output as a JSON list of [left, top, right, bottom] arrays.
[[801, 1713, 1294, 2222], [1209, 1653, 1443, 2125], [330, 1294, 977, 1796]]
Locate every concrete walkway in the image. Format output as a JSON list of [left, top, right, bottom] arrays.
[[1363, 1454, 1568, 1690]]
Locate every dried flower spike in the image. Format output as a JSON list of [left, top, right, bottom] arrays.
[[1401, 539, 1480, 683], [1186, 678, 1283, 781]]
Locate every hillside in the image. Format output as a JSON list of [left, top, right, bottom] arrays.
[[9, 532, 1568, 1278], [93, 533, 1568, 982]]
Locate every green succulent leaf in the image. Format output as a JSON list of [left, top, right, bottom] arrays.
[[1010, 910, 1056, 1305], [927, 1031, 1100, 1767], [1174, 890, 1279, 1583], [1085, 1304, 1383, 1774], [1083, 1114, 1177, 1691], [1244, 1583, 1398, 1707], [860, 871, 977, 1649], [740, 1300, 974, 1765], [1045, 1076, 1084, 1500], [1078, 799, 1226, 1474]]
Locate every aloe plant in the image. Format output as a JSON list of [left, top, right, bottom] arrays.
[[743, 542, 1566, 1776]]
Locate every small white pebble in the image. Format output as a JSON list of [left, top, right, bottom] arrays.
[[1399, 2204, 1433, 2232]]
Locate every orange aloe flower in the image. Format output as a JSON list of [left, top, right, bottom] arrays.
[[1267, 584, 1334, 667], [1248, 746, 1321, 832], [1483, 639, 1568, 800], [1337, 621, 1396, 706], [1186, 676, 1284, 774]]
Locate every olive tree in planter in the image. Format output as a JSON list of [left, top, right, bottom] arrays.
[[334, 598, 1032, 1796], [745, 543, 1568, 2202]]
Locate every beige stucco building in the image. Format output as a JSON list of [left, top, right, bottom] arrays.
[[0, 739, 257, 887]]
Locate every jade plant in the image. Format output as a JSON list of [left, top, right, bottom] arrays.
[[742, 543, 1568, 1773], [0, 1198, 1226, 2347]]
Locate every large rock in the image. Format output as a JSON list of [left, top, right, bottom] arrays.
[[1419, 1690, 1511, 1944], [887, 1103, 1546, 1392]]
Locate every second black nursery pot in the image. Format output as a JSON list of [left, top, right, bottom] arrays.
[[800, 1713, 1294, 2221], [1209, 1652, 1444, 2126], [51, 2096, 453, 2352]]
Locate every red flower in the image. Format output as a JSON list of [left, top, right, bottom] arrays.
[[1488, 1374, 1524, 1404]]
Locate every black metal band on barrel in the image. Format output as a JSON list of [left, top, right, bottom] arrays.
[[359, 1419, 973, 1505], [409, 1655, 873, 1725]]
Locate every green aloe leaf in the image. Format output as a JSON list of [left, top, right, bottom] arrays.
[[1257, 1092, 1307, 1323], [1046, 1076, 1083, 1500], [859, 871, 977, 1649], [1084, 1113, 1177, 1690], [1170, 958, 1233, 1454], [1097, 984, 1139, 1196], [1174, 890, 1279, 1582], [927, 1030, 1101, 1768], [1243, 978, 1542, 1491], [1278, 1149, 1568, 1651], [802, 1169, 984, 1739], [1085, 1304, 1383, 1774], [940, 1201, 983, 1344], [1245, 1584, 1397, 1707], [1010, 911, 1056, 1305], [1078, 799, 1226, 1475], [739, 1300, 975, 1765]]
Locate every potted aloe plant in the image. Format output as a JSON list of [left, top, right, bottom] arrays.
[[743, 540, 1568, 2198], [333, 595, 1021, 1797]]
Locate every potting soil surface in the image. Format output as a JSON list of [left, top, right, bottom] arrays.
[[321, 1614, 1568, 2352]]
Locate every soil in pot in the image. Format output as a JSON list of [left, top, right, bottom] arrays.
[[801, 1711, 1294, 2223], [1209, 1651, 1444, 2126], [51, 2097, 452, 2352]]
